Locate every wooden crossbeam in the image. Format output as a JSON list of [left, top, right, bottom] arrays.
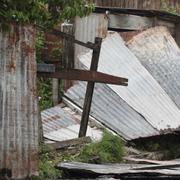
[[38, 69, 128, 86]]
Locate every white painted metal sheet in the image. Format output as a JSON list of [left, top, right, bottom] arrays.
[[79, 32, 180, 132], [127, 26, 180, 109]]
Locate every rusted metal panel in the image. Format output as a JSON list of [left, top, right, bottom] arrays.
[[127, 26, 180, 110], [0, 25, 38, 179], [39, 70, 128, 85], [79, 32, 180, 133], [91, 0, 180, 14], [41, 105, 102, 142], [74, 13, 108, 68], [65, 80, 159, 140]]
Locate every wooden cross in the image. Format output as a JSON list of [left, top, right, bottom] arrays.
[[38, 30, 128, 137]]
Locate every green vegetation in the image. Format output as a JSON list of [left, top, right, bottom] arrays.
[[0, 0, 94, 30], [38, 131, 126, 179], [37, 78, 53, 111], [76, 130, 125, 163]]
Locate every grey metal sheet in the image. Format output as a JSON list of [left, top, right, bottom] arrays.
[[74, 13, 108, 68], [78, 32, 180, 133], [41, 105, 102, 142], [0, 25, 38, 178], [127, 26, 180, 110], [109, 14, 153, 30], [65, 80, 159, 140]]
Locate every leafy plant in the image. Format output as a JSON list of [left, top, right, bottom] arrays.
[[37, 77, 53, 111], [76, 130, 125, 164], [0, 0, 94, 30]]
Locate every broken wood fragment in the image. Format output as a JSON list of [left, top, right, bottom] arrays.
[[47, 136, 91, 150]]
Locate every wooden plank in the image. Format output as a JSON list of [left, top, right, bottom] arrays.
[[57, 161, 180, 176], [79, 37, 102, 137], [61, 24, 75, 91], [47, 136, 91, 150], [125, 157, 180, 166], [38, 70, 128, 86]]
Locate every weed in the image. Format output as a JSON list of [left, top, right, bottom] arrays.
[[76, 130, 125, 164]]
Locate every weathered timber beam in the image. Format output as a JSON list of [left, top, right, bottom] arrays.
[[38, 69, 128, 86], [52, 30, 96, 50], [47, 136, 92, 151]]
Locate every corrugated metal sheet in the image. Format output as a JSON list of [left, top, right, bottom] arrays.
[[90, 0, 180, 14], [74, 13, 108, 68], [65, 81, 159, 140], [65, 32, 180, 140], [0, 25, 38, 179], [127, 26, 180, 109], [41, 105, 102, 142], [80, 32, 180, 131]]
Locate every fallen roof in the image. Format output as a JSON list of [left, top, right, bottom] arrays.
[[127, 26, 180, 109], [64, 81, 158, 140], [94, 7, 180, 23], [65, 32, 180, 140], [41, 105, 102, 142]]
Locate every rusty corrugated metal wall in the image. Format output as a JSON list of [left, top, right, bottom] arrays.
[[90, 0, 180, 14], [75, 13, 108, 68], [0, 25, 38, 179]]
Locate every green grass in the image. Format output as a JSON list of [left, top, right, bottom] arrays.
[[76, 130, 125, 164]]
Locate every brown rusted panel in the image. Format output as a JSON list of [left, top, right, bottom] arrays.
[[120, 31, 144, 42], [92, 0, 180, 14], [39, 70, 128, 86], [0, 24, 38, 179]]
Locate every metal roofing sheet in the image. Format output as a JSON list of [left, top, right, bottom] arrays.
[[127, 26, 180, 110], [78, 32, 180, 132], [94, 7, 180, 23], [74, 13, 108, 68], [41, 105, 102, 142], [0, 25, 38, 179], [65, 80, 159, 140]]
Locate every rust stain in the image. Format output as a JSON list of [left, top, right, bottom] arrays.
[[21, 42, 34, 56], [7, 60, 16, 72], [119, 31, 144, 42]]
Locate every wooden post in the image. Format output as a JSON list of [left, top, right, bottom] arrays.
[[79, 37, 102, 137], [61, 24, 75, 91]]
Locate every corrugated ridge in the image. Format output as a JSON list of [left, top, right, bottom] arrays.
[[0, 25, 38, 179], [127, 26, 180, 110], [65, 80, 159, 140], [79, 32, 180, 131]]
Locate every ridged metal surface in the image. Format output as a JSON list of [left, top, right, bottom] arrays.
[[41, 105, 102, 142], [90, 0, 180, 14], [0, 25, 38, 179], [76, 32, 180, 135], [127, 26, 180, 109], [74, 13, 108, 68], [65, 80, 159, 140]]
